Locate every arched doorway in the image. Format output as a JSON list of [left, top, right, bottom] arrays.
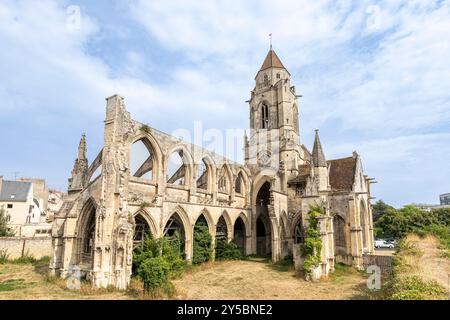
[[233, 216, 246, 256], [133, 213, 151, 248], [256, 181, 272, 257], [163, 213, 186, 257], [78, 201, 96, 266]]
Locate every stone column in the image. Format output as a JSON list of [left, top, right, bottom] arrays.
[[348, 196, 363, 269]]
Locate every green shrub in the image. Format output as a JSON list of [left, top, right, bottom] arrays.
[[215, 239, 241, 260], [132, 232, 186, 295], [0, 279, 26, 292], [137, 256, 171, 294], [192, 219, 213, 265], [300, 204, 323, 275], [12, 254, 36, 264], [0, 249, 9, 264], [391, 276, 447, 300]]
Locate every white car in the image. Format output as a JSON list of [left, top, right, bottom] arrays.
[[375, 239, 395, 249]]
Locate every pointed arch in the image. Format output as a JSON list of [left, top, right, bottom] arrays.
[[217, 210, 233, 240], [234, 169, 248, 196], [165, 144, 194, 187], [196, 155, 216, 193], [194, 208, 215, 237], [132, 209, 158, 240], [163, 206, 192, 242], [76, 197, 97, 265], [129, 132, 163, 183], [333, 214, 346, 249], [233, 213, 249, 256], [260, 101, 269, 129], [218, 164, 232, 194], [292, 212, 305, 244]]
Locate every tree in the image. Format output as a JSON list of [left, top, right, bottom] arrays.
[[0, 207, 13, 237], [372, 200, 396, 223], [192, 219, 213, 264]]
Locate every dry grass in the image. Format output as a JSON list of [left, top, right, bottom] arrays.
[[172, 259, 367, 300], [399, 235, 450, 289], [0, 258, 370, 300], [0, 263, 130, 300]]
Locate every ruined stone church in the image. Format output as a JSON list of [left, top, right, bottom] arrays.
[[50, 48, 375, 289]]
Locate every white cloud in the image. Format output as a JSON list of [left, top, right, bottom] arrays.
[[1, 0, 449, 205]]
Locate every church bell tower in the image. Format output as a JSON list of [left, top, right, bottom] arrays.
[[245, 47, 303, 175]]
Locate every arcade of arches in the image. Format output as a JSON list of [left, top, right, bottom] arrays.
[[52, 48, 374, 289]]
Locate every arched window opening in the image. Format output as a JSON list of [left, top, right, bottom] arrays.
[[333, 215, 346, 248], [196, 159, 209, 191], [133, 214, 151, 248], [167, 151, 186, 185], [263, 74, 269, 86], [130, 139, 154, 180], [261, 103, 269, 129], [218, 166, 228, 193], [235, 172, 245, 195], [163, 213, 185, 257]]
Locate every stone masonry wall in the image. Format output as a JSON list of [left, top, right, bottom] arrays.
[[0, 237, 52, 259]]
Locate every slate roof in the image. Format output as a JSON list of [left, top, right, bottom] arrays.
[[288, 164, 311, 185], [0, 180, 32, 202], [328, 157, 357, 191]]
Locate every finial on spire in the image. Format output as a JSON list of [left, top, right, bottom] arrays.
[[78, 133, 87, 160], [269, 33, 273, 49]]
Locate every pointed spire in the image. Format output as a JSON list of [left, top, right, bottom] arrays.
[[312, 130, 327, 167], [77, 133, 87, 160], [259, 47, 288, 73]]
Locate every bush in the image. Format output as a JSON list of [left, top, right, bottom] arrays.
[[192, 219, 213, 265], [12, 254, 36, 265], [0, 249, 9, 264], [137, 256, 171, 294], [300, 204, 323, 275], [215, 239, 241, 260], [133, 232, 186, 295], [390, 276, 447, 300]]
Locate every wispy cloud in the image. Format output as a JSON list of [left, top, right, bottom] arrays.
[[0, 0, 449, 206]]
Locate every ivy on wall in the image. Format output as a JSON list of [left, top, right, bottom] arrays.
[[300, 204, 324, 275]]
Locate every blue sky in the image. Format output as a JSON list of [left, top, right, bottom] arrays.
[[0, 0, 449, 207]]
